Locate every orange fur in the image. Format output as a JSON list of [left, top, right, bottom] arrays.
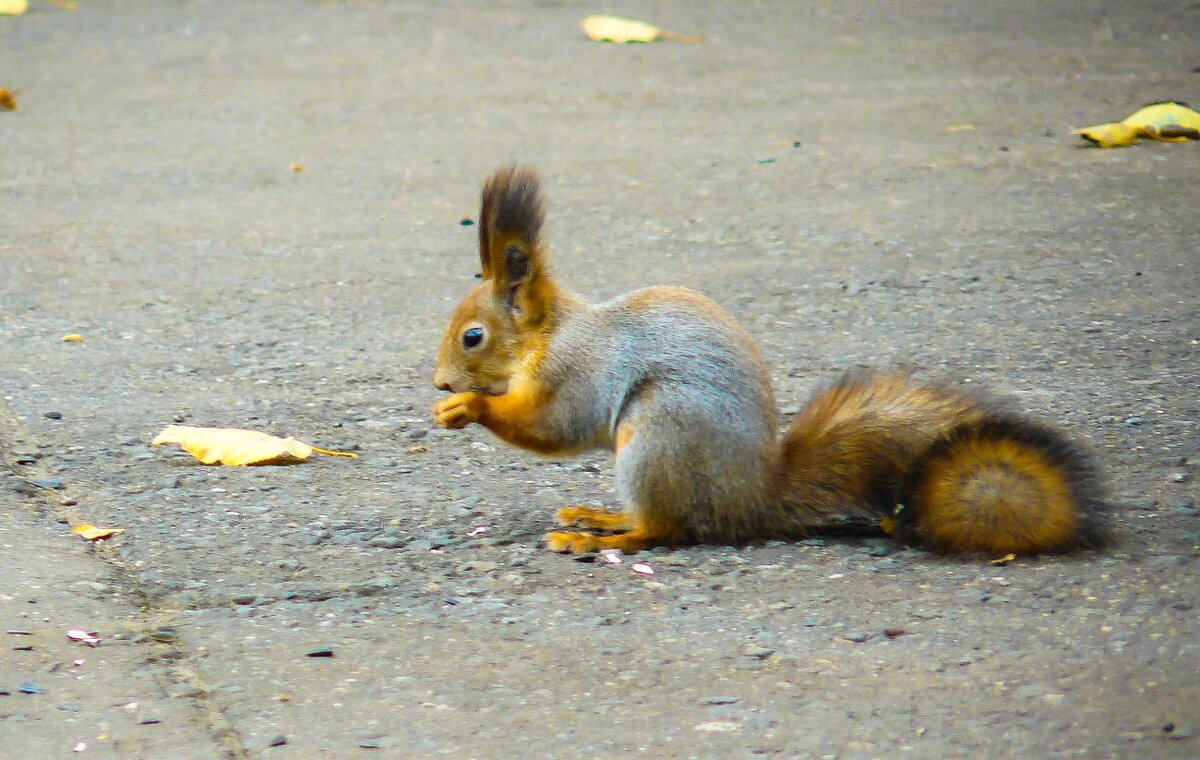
[[906, 435, 1079, 553], [555, 506, 636, 531]]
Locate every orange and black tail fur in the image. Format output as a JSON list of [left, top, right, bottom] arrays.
[[778, 371, 1105, 554]]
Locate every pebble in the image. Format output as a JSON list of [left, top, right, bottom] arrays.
[[167, 683, 205, 699], [267, 734, 288, 747], [741, 643, 775, 659], [43, 411, 63, 420], [31, 478, 64, 490], [700, 696, 739, 705], [368, 535, 407, 549], [1163, 722, 1195, 739]]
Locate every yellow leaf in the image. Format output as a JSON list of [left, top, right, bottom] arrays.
[[1121, 100, 1200, 141], [61, 333, 84, 343], [72, 524, 126, 541], [1070, 122, 1139, 148], [0, 88, 15, 111], [150, 425, 357, 466], [0, 0, 28, 15], [581, 14, 703, 44]]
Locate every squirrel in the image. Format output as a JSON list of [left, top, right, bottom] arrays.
[[432, 165, 1106, 556]]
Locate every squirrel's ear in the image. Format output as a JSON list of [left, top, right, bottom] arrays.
[[478, 165, 551, 324]]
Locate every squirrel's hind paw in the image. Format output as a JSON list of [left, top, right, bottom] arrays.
[[555, 506, 635, 531], [545, 529, 658, 554]]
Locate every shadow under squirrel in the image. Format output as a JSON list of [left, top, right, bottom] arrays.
[[433, 165, 1105, 556]]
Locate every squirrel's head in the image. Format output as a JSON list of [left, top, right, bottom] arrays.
[[433, 165, 554, 396]]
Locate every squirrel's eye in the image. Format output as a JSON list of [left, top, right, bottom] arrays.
[[462, 327, 485, 349]]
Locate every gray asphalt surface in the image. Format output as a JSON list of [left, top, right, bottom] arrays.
[[2, 1, 1198, 757]]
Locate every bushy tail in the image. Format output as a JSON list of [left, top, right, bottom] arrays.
[[777, 371, 1106, 554], [890, 415, 1105, 554]]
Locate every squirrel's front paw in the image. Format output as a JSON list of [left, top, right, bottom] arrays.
[[432, 392, 483, 429]]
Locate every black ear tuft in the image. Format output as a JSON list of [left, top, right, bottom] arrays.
[[504, 244, 531, 284], [489, 167, 544, 250]]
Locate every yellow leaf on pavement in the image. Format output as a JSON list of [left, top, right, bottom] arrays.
[[1070, 122, 1139, 148], [0, 88, 15, 111], [62, 333, 84, 342], [150, 425, 357, 466], [0, 0, 28, 15], [1121, 100, 1200, 141], [72, 524, 126, 541], [581, 14, 703, 43], [1072, 101, 1200, 147]]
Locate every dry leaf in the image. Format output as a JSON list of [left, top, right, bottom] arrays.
[[62, 333, 84, 343], [0, 0, 28, 15], [0, 88, 15, 111], [989, 552, 1017, 566], [72, 524, 126, 541], [1072, 101, 1200, 147], [581, 14, 703, 43], [151, 425, 357, 466], [1121, 100, 1200, 141], [289, 162, 305, 173]]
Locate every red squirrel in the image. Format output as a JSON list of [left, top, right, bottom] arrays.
[[433, 166, 1105, 556]]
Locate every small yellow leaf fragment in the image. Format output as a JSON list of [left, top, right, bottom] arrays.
[[61, 333, 84, 343], [0, 0, 28, 15], [289, 162, 305, 173], [42, 0, 78, 9], [0, 88, 15, 111], [581, 14, 702, 44], [72, 524, 126, 541], [1070, 122, 1139, 148], [945, 123, 975, 132], [989, 553, 1017, 567], [151, 425, 355, 465]]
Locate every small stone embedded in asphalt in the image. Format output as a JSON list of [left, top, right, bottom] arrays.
[[741, 644, 775, 659], [18, 682, 45, 694], [43, 411, 63, 419], [139, 717, 162, 725], [167, 683, 204, 699], [1163, 722, 1196, 739], [883, 628, 907, 639], [368, 535, 407, 549], [267, 734, 288, 747], [838, 632, 870, 643], [700, 696, 739, 705], [31, 478, 64, 489], [305, 647, 335, 658]]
